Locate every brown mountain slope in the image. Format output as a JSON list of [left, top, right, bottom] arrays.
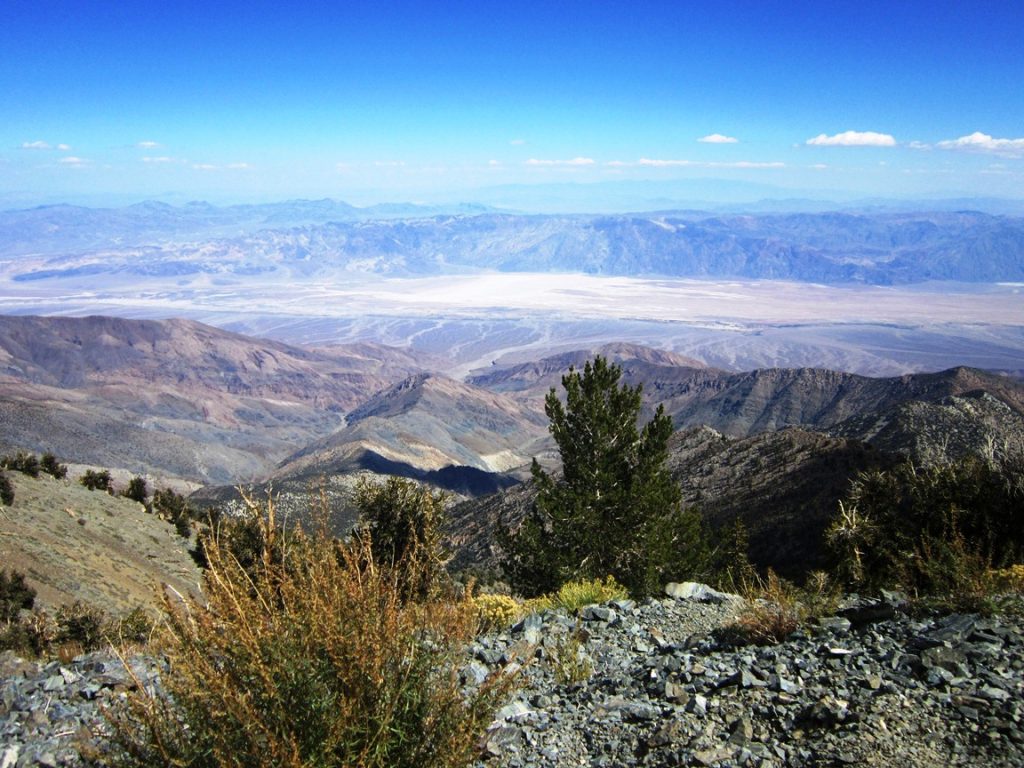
[[276, 372, 549, 480], [0, 472, 203, 614], [0, 315, 426, 482], [471, 344, 1024, 439]]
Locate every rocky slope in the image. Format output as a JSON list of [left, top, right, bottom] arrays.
[[0, 315, 426, 483], [3, 590, 1022, 767]]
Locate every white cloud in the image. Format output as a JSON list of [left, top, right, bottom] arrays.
[[810, 163, 829, 170], [639, 158, 695, 167], [226, 162, 251, 170], [137, 140, 160, 149], [935, 132, 1024, 157], [698, 133, 739, 144], [636, 158, 783, 169], [525, 157, 595, 166], [193, 163, 218, 171], [22, 140, 53, 150], [488, 159, 501, 166], [806, 130, 896, 147], [510, 138, 526, 146], [56, 143, 71, 151], [143, 156, 177, 164], [59, 156, 88, 166]]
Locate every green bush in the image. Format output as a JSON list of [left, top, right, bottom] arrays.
[[80, 469, 113, 492], [122, 476, 148, 504], [102, 494, 516, 768], [526, 575, 629, 614], [0, 472, 13, 506], [353, 476, 450, 601], [827, 455, 1024, 608], [2, 451, 40, 478], [501, 355, 709, 598], [55, 601, 107, 651], [0, 570, 36, 623], [40, 452, 68, 479]]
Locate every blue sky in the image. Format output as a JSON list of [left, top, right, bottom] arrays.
[[2, 0, 1023, 207]]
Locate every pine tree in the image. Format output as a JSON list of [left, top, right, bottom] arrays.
[[502, 355, 707, 597]]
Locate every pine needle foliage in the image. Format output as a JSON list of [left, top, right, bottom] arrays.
[[502, 355, 708, 597], [101, 492, 514, 768]]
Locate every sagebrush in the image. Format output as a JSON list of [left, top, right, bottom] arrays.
[[101, 491, 516, 768]]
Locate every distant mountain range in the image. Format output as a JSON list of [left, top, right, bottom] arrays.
[[3, 202, 1023, 285]]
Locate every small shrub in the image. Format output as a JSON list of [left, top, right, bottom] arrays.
[[0, 472, 13, 506], [0, 570, 36, 623], [40, 452, 68, 479], [353, 476, 450, 601], [0, 608, 56, 657], [111, 607, 156, 646], [526, 575, 629, 614], [55, 601, 108, 652], [122, 476, 148, 504], [991, 564, 1024, 593], [548, 624, 593, 685], [474, 593, 521, 631], [81, 469, 112, 493], [2, 452, 40, 478], [724, 570, 839, 646]]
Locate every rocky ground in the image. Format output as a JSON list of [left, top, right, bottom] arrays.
[[2, 588, 1022, 767]]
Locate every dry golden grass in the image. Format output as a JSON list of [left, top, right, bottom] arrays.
[[101, 493, 517, 768]]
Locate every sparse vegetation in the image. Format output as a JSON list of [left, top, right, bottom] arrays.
[[122, 475, 148, 504], [102, 492, 516, 768], [501, 355, 709, 598], [723, 570, 839, 646], [0, 569, 36, 624], [0, 471, 13, 506], [40, 451, 68, 479], [80, 468, 113, 492], [548, 623, 593, 685], [150, 487, 196, 540], [2, 451, 40, 478], [526, 575, 629, 614], [354, 476, 450, 600], [828, 452, 1024, 612], [473, 593, 522, 631]]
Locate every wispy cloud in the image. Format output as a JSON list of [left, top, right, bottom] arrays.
[[525, 157, 595, 166], [633, 158, 784, 169], [226, 162, 251, 170], [810, 163, 829, 169], [23, 140, 72, 151], [193, 163, 218, 171], [59, 156, 88, 166], [935, 132, 1024, 158], [806, 130, 896, 147], [374, 160, 406, 167], [510, 138, 526, 146], [698, 133, 739, 144], [137, 140, 161, 149], [142, 156, 178, 164]]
